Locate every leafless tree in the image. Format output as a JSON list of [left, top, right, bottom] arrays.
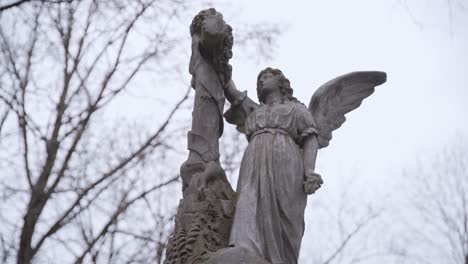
[[396, 139, 468, 264], [0, 0, 72, 12], [0, 1, 280, 263], [399, 0, 467, 34], [300, 173, 394, 264], [301, 139, 468, 264]]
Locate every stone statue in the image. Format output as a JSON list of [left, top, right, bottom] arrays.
[[165, 8, 387, 264], [219, 69, 387, 263]]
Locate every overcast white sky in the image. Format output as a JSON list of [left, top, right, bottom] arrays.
[[222, 0, 468, 185]]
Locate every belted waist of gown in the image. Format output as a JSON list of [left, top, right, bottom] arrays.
[[250, 128, 292, 140]]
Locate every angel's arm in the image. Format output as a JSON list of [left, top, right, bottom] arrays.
[[223, 80, 259, 133], [303, 133, 323, 194], [295, 104, 323, 194], [224, 80, 245, 104], [303, 134, 318, 174]]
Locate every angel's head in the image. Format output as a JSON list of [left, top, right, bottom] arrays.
[[257, 67, 297, 104]]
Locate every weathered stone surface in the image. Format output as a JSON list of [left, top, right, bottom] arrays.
[[164, 162, 235, 264], [164, 8, 235, 264], [202, 247, 271, 264], [223, 69, 387, 263]]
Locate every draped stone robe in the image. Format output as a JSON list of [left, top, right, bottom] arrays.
[[225, 98, 317, 264], [182, 36, 226, 184]]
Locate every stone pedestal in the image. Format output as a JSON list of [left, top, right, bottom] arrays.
[[164, 162, 235, 264]]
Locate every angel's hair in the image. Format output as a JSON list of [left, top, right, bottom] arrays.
[[257, 67, 298, 104]]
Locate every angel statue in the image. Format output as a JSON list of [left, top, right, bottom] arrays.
[[215, 68, 387, 264]]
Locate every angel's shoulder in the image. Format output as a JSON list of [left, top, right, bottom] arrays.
[[290, 100, 309, 112], [289, 100, 315, 123]]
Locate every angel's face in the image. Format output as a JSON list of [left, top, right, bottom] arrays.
[[258, 72, 281, 96]]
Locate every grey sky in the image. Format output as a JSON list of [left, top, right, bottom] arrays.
[[224, 2, 468, 261], [226, 0, 468, 185]]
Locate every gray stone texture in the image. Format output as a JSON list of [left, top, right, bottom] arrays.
[[164, 8, 235, 264], [221, 69, 386, 263]]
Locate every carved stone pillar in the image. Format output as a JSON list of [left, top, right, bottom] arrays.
[[164, 9, 236, 264]]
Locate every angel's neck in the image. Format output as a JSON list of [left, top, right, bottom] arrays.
[[264, 91, 283, 105]]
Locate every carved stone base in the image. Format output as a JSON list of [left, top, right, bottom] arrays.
[[164, 162, 235, 264]]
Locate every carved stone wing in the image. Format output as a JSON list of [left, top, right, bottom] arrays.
[[308, 71, 387, 148]]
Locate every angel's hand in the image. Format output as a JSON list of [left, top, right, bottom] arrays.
[[304, 172, 323, 195]]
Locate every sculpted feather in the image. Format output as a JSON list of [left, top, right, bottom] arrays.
[[308, 71, 387, 148]]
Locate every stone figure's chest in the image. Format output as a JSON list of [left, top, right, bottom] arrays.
[[250, 103, 295, 127]]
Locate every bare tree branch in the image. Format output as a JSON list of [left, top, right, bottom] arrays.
[[0, 1, 282, 263], [74, 175, 179, 263]]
